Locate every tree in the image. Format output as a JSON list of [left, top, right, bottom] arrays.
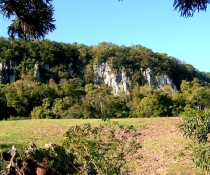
[[130, 85, 175, 117], [173, 0, 210, 17], [119, 0, 209, 17], [180, 78, 210, 110], [82, 83, 117, 119], [0, 0, 55, 40], [4, 75, 38, 116]]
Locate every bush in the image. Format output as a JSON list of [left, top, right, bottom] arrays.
[[187, 142, 210, 173], [179, 107, 210, 143], [63, 122, 142, 174], [179, 107, 210, 173]]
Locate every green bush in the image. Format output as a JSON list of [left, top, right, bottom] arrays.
[[187, 142, 210, 174], [179, 107, 210, 173], [63, 122, 142, 175], [179, 107, 210, 143]]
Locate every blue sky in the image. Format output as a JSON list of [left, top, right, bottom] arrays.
[[0, 0, 210, 72]]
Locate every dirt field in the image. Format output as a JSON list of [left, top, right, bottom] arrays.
[[131, 117, 203, 175]]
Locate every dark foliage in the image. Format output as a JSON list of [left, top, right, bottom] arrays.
[[0, 0, 55, 40], [173, 0, 210, 17], [119, 0, 209, 17]]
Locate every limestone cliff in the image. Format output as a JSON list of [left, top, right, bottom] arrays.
[[155, 74, 176, 89], [93, 62, 176, 95], [141, 67, 176, 89], [0, 62, 16, 84], [0, 61, 176, 94], [93, 62, 131, 95]]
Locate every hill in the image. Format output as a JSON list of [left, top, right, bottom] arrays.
[[0, 38, 210, 119], [0, 38, 210, 91]]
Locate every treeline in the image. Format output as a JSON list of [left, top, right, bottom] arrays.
[[0, 37, 210, 119], [0, 74, 210, 119], [0, 37, 210, 87]]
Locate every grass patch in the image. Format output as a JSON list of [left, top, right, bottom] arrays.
[[0, 118, 145, 148]]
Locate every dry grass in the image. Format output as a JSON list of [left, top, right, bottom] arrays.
[[0, 117, 204, 174]]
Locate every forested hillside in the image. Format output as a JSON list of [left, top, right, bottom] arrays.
[[0, 37, 210, 119]]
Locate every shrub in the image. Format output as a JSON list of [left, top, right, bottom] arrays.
[[63, 122, 142, 175], [179, 107, 210, 173], [179, 107, 210, 143]]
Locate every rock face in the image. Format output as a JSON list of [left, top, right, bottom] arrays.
[[0, 63, 4, 84], [155, 74, 176, 89], [141, 67, 155, 86], [93, 62, 131, 95], [141, 67, 176, 89], [9, 62, 16, 83], [34, 64, 40, 81], [0, 62, 16, 84], [93, 62, 176, 95], [0, 61, 176, 94], [33, 64, 50, 83]]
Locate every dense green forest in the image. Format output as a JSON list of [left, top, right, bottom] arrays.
[[0, 37, 210, 120]]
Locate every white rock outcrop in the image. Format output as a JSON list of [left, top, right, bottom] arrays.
[[0, 62, 16, 84], [93, 62, 131, 95], [34, 64, 50, 82], [93, 62, 176, 94], [0, 60, 176, 92], [141, 67, 155, 86], [155, 74, 176, 89], [0, 63, 3, 84], [141, 67, 175, 89], [9, 62, 16, 83], [34, 64, 40, 80]]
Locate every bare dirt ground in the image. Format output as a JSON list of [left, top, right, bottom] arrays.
[[130, 117, 203, 175]]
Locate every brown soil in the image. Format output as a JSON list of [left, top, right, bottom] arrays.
[[130, 117, 202, 175]]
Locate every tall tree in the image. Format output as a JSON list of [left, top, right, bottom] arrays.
[[0, 0, 55, 40]]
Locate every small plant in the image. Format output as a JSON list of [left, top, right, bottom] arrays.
[[177, 150, 185, 157], [63, 122, 142, 175]]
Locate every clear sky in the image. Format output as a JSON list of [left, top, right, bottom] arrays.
[[0, 0, 210, 72]]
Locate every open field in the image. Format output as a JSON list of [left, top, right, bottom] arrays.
[[0, 117, 204, 174]]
